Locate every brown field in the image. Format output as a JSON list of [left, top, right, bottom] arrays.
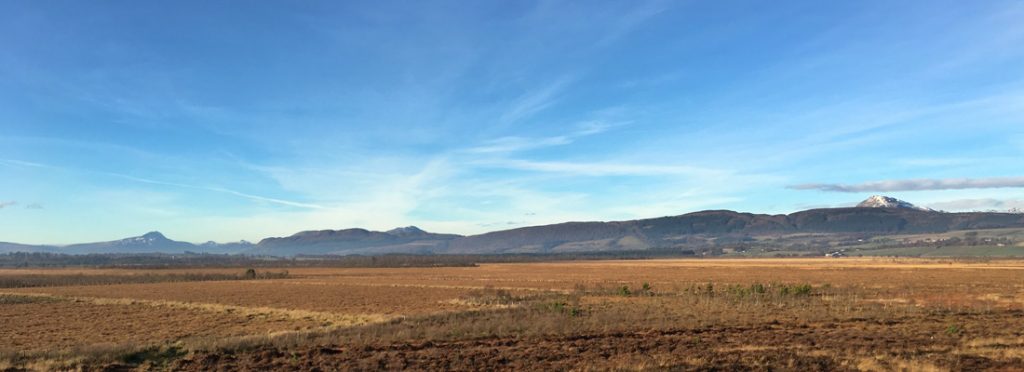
[[2, 258, 1024, 371], [0, 296, 323, 353]]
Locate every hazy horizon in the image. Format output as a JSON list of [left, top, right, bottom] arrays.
[[3, 1, 1023, 245]]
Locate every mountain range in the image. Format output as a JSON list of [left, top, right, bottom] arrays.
[[0, 231, 254, 255], [3, 196, 1023, 256]]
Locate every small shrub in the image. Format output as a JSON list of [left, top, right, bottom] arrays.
[[539, 301, 582, 317], [793, 284, 813, 296], [493, 289, 514, 304], [568, 307, 583, 317], [629, 282, 654, 296], [777, 284, 813, 297], [463, 286, 521, 306], [119, 346, 185, 366], [619, 286, 631, 296], [546, 301, 566, 312]]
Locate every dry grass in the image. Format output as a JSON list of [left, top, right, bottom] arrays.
[[5, 281, 502, 317], [2, 258, 1024, 370]]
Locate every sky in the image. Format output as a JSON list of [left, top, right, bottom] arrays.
[[2, 1, 1023, 244]]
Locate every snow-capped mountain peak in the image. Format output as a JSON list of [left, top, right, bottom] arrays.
[[856, 196, 932, 211], [141, 231, 167, 240], [386, 226, 426, 236], [113, 231, 169, 246]]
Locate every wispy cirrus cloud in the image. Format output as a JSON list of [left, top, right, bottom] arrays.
[[466, 121, 623, 154], [789, 177, 1024, 192], [103, 173, 327, 210], [481, 159, 727, 177], [592, 0, 669, 47], [0, 159, 49, 168], [926, 198, 1024, 211], [498, 76, 575, 125], [893, 158, 978, 167], [467, 136, 573, 154], [2, 158, 326, 210]]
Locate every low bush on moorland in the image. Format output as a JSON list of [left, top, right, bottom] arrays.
[[460, 286, 525, 306]]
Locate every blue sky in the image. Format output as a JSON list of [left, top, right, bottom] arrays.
[[2, 1, 1023, 244]]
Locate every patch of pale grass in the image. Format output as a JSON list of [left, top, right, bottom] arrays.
[[442, 298, 520, 309], [962, 337, 1024, 359], [800, 349, 834, 358], [864, 298, 911, 304], [179, 327, 333, 352], [975, 293, 1024, 306], [714, 345, 781, 353], [854, 356, 944, 372], [277, 280, 566, 293], [891, 359, 944, 372], [854, 356, 886, 371]]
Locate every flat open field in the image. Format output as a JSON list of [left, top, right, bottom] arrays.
[[2, 258, 1024, 370]]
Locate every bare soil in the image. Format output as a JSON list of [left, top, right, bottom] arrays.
[[2, 258, 1024, 370], [170, 310, 1024, 371]]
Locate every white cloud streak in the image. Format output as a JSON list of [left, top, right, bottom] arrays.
[[593, 0, 669, 47], [467, 136, 572, 154], [789, 177, 1024, 192], [1, 158, 325, 210], [498, 77, 574, 125], [105, 173, 327, 210], [466, 120, 623, 154], [482, 159, 727, 177], [0, 159, 50, 168], [926, 198, 1024, 211]]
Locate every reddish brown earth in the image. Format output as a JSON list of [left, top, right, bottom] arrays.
[[168, 310, 1024, 371], [2, 258, 1024, 371]]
